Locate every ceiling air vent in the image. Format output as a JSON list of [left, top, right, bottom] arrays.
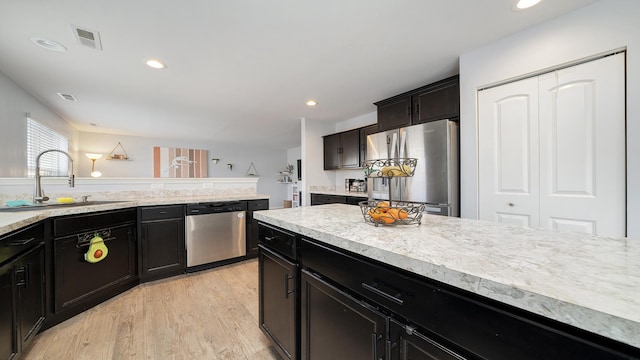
[[70, 24, 103, 50], [57, 93, 78, 102]]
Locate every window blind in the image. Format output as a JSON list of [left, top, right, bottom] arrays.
[[26, 117, 69, 177]]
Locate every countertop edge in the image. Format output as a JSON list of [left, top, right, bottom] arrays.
[[0, 195, 269, 237]]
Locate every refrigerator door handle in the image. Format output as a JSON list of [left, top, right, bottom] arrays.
[[399, 130, 407, 158]]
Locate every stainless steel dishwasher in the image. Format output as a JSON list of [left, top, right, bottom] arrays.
[[185, 202, 246, 270]]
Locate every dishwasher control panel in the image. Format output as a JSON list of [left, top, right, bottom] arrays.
[[186, 201, 246, 215]]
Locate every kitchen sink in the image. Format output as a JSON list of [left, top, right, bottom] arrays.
[[0, 200, 128, 212]]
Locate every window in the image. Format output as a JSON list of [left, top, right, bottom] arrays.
[[26, 117, 69, 177]]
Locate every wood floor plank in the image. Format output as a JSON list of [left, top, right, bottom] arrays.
[[23, 259, 279, 360]]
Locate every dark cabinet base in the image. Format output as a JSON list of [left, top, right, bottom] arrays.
[[259, 245, 298, 360], [301, 270, 386, 360]]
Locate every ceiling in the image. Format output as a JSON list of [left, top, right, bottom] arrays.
[[0, 0, 598, 150]]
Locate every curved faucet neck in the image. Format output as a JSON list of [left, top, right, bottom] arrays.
[[34, 150, 75, 204]]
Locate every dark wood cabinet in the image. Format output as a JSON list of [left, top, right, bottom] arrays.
[[259, 245, 298, 360], [300, 269, 387, 360], [375, 75, 459, 131], [323, 133, 341, 170], [323, 129, 360, 170], [0, 263, 15, 360], [390, 319, 466, 360], [376, 95, 412, 131], [246, 199, 269, 258], [311, 193, 366, 206], [53, 209, 137, 324], [411, 76, 459, 125], [16, 245, 46, 353], [0, 223, 46, 360], [139, 205, 185, 282]]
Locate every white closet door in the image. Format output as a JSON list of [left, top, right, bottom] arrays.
[[478, 77, 540, 227], [538, 53, 626, 237]]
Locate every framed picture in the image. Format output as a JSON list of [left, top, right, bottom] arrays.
[[153, 146, 208, 178]]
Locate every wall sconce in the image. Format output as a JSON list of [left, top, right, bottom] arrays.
[[226, 163, 233, 171], [211, 158, 220, 164], [85, 153, 102, 177]]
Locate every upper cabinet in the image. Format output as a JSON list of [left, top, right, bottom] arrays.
[[375, 75, 459, 131], [375, 96, 412, 131], [323, 128, 360, 170]]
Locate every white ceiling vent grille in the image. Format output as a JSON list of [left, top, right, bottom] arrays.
[[70, 24, 103, 50], [57, 93, 78, 101]]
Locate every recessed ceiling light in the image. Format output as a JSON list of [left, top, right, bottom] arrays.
[[515, 0, 542, 10], [30, 37, 67, 52], [306, 100, 318, 107], [145, 59, 167, 69]]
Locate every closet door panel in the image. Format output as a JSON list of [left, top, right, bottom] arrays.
[[478, 77, 540, 227], [539, 53, 626, 237]]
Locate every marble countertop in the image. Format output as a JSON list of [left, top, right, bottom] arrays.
[[0, 194, 269, 237], [254, 204, 640, 349]]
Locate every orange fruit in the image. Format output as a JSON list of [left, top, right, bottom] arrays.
[[376, 201, 390, 212], [387, 208, 400, 219], [378, 214, 395, 224], [398, 209, 409, 220], [368, 208, 384, 221]]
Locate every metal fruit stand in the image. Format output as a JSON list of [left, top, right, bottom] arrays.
[[359, 158, 426, 226]]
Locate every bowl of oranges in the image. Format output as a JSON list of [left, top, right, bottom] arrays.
[[359, 200, 425, 226]]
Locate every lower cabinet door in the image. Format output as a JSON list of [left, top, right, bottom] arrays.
[[0, 264, 17, 360], [301, 269, 387, 360], [259, 245, 298, 360], [389, 319, 466, 360], [16, 244, 46, 350], [140, 218, 185, 279]]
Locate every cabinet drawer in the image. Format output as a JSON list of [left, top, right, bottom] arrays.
[[140, 205, 184, 221], [0, 222, 44, 267], [248, 199, 269, 211], [258, 223, 296, 261], [54, 209, 136, 237], [346, 196, 367, 205], [299, 238, 637, 360]]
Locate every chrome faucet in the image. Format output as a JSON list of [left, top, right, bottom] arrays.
[[34, 149, 75, 203]]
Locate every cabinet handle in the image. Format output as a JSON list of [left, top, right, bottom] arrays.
[[372, 333, 378, 360], [9, 237, 35, 246], [159, 211, 168, 214], [264, 236, 275, 242], [508, 202, 515, 207], [362, 282, 404, 305], [15, 264, 29, 288], [285, 274, 294, 299]]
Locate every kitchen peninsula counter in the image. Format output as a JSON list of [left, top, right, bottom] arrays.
[[0, 194, 269, 237], [254, 204, 640, 349]]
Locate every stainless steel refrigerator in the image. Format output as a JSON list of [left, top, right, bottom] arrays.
[[366, 119, 459, 216]]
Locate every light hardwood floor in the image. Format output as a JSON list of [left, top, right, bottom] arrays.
[[23, 259, 281, 360]]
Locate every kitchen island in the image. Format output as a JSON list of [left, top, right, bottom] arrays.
[[254, 204, 640, 358]]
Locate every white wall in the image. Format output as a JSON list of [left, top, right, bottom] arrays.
[[301, 117, 334, 205], [77, 132, 288, 209], [0, 71, 79, 176], [459, 0, 640, 238], [0, 70, 288, 209]]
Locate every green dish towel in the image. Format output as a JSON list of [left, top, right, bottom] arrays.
[[5, 200, 33, 207]]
